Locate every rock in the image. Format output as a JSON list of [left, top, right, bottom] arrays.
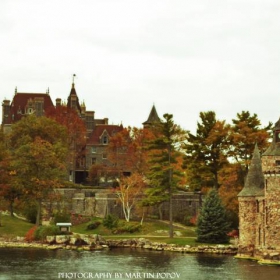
[[46, 236, 55, 244], [55, 235, 69, 244]]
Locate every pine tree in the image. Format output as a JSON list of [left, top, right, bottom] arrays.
[[144, 113, 186, 238], [197, 189, 230, 244]]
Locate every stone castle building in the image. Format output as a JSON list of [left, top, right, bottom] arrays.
[[238, 118, 280, 262], [1, 80, 202, 222], [1, 81, 123, 184]]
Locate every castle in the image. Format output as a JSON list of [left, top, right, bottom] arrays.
[[238, 118, 280, 263], [1, 79, 162, 185], [1, 80, 202, 221]]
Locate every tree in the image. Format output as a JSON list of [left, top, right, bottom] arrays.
[[107, 126, 154, 175], [197, 189, 230, 244], [144, 113, 186, 238], [9, 115, 68, 225], [218, 163, 243, 228], [0, 131, 22, 217], [46, 105, 87, 183], [184, 111, 231, 190], [230, 111, 271, 175], [114, 173, 147, 222]]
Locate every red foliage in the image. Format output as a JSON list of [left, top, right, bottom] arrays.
[[189, 215, 197, 226], [70, 214, 90, 226], [227, 229, 239, 238], [25, 226, 38, 242]]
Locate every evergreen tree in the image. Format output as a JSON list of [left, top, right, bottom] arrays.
[[143, 113, 186, 238], [197, 189, 230, 244]]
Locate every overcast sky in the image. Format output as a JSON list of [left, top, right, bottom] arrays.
[[1, 0, 280, 132]]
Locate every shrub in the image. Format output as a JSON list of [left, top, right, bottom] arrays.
[[23, 204, 37, 224], [34, 225, 61, 241], [71, 214, 90, 226], [25, 226, 38, 242], [53, 210, 71, 224], [112, 223, 142, 234], [86, 221, 101, 230], [103, 214, 119, 229]]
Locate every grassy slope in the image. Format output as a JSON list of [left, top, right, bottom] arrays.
[[0, 215, 34, 238], [0, 215, 203, 246], [72, 218, 199, 245]]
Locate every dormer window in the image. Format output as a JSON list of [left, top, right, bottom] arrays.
[[103, 136, 108, 145], [100, 129, 109, 145]]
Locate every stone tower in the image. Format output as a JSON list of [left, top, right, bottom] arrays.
[[238, 144, 264, 249], [238, 118, 280, 262], [262, 118, 280, 248]]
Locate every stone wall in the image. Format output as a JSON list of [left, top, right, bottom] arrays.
[[264, 174, 280, 249], [238, 197, 257, 247], [45, 189, 201, 221]]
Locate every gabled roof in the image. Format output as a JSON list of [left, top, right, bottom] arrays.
[[87, 124, 123, 145], [238, 144, 264, 197], [3, 92, 54, 124], [143, 105, 161, 126]]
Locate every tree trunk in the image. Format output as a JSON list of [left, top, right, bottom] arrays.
[[36, 200, 42, 226], [158, 203, 163, 220], [9, 201, 14, 217], [168, 144, 174, 238]]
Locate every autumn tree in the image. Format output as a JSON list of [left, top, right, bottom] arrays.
[[184, 111, 231, 190], [107, 126, 154, 175], [0, 131, 22, 217], [144, 114, 186, 238], [102, 127, 155, 220], [114, 173, 147, 222], [9, 115, 68, 225], [230, 111, 271, 177], [45, 105, 87, 182], [218, 163, 243, 228]]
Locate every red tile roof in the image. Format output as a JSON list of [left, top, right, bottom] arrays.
[[4, 92, 54, 124], [87, 124, 123, 145]]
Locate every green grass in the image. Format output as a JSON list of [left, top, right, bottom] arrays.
[[0, 215, 34, 238], [72, 218, 197, 245], [0, 216, 230, 247]]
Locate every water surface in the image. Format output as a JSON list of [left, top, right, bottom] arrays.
[[0, 247, 279, 280]]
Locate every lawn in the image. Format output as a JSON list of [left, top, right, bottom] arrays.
[[71, 218, 198, 245], [0, 215, 228, 246], [0, 215, 34, 239]]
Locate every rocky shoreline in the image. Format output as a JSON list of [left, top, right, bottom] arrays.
[[0, 234, 238, 255]]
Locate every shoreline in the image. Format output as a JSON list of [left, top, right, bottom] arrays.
[[0, 235, 238, 255]]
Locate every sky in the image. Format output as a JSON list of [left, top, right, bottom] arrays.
[[1, 0, 280, 133]]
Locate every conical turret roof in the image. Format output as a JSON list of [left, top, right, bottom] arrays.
[[238, 144, 264, 197], [143, 105, 161, 126]]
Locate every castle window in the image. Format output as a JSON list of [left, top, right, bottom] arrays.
[[102, 153, 107, 159], [256, 200, 259, 213], [276, 160, 280, 166], [91, 158, 96, 165], [91, 147, 96, 153], [102, 136, 108, 145]]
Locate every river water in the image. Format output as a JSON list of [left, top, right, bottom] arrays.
[[0, 247, 279, 280]]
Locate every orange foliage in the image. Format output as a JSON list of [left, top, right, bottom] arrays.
[[25, 226, 38, 242], [218, 164, 243, 214], [107, 127, 155, 174]]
